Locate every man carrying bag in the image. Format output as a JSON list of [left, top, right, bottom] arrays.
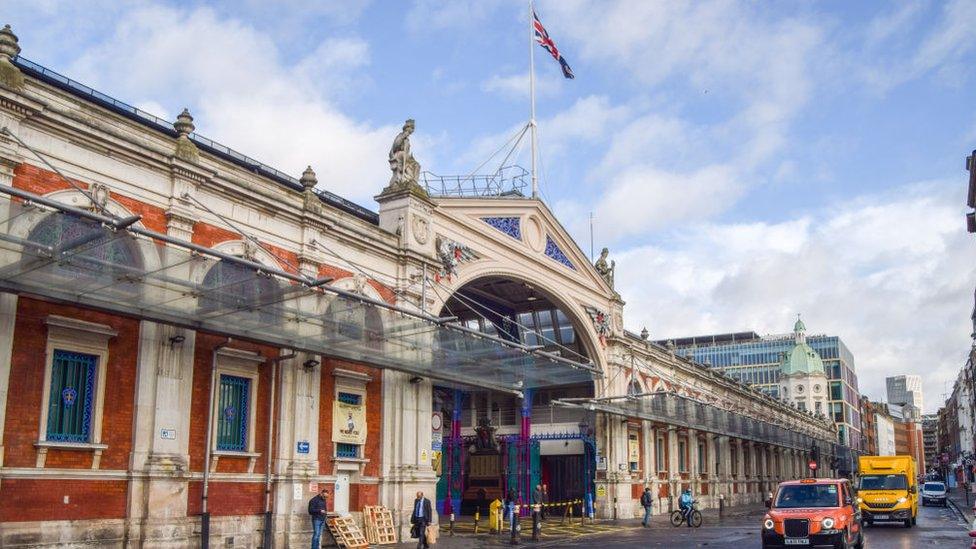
[[410, 491, 434, 548]]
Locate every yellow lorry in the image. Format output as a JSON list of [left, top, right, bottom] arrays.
[[856, 455, 918, 528]]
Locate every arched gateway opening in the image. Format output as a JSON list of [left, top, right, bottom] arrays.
[[433, 276, 598, 517]]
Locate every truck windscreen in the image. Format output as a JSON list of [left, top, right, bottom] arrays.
[[859, 474, 907, 490]]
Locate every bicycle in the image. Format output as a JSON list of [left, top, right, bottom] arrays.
[[669, 502, 703, 527]]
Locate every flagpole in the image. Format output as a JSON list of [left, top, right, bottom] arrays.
[[528, 0, 538, 199]]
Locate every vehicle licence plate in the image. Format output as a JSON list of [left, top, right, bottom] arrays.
[[873, 514, 889, 520], [785, 539, 810, 545]]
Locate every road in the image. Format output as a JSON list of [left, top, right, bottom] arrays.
[[430, 503, 970, 548], [539, 504, 969, 548]]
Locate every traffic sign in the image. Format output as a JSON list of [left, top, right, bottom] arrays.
[[808, 460, 818, 471]]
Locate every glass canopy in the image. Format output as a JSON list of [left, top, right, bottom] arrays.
[[0, 185, 599, 393], [555, 392, 836, 450]]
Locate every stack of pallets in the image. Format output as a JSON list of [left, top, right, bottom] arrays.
[[327, 516, 368, 549], [362, 505, 397, 545]]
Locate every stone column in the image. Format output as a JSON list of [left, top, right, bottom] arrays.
[[668, 427, 679, 506], [272, 353, 321, 546], [125, 321, 197, 547], [688, 429, 700, 499], [378, 371, 436, 535]]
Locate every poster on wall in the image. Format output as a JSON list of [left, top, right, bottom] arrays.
[[628, 437, 640, 462], [332, 400, 367, 445]]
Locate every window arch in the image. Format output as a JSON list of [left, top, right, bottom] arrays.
[[628, 377, 643, 396], [27, 212, 142, 280], [199, 258, 279, 324], [324, 294, 384, 351]]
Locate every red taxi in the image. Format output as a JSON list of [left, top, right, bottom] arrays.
[[761, 478, 863, 549]]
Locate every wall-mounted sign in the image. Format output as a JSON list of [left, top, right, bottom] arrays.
[[420, 449, 429, 464], [160, 428, 176, 440], [297, 441, 310, 454], [332, 401, 367, 445], [309, 481, 318, 493], [293, 484, 303, 500], [431, 412, 442, 431], [596, 455, 608, 471], [431, 431, 443, 452], [596, 485, 607, 498]]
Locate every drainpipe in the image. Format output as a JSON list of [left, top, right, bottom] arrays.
[[263, 352, 295, 549], [201, 338, 232, 549]]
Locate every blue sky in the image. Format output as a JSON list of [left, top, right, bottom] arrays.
[[5, 0, 976, 411]]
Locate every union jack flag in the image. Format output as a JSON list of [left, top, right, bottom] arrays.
[[533, 10, 574, 79]]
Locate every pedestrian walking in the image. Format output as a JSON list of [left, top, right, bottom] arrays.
[[307, 486, 329, 549], [640, 487, 653, 527], [541, 484, 550, 520], [410, 490, 433, 549]]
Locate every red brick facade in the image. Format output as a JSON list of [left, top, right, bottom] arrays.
[[1, 163, 389, 526]]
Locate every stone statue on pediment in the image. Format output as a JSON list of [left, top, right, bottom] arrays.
[[382, 119, 424, 196], [595, 247, 615, 288]]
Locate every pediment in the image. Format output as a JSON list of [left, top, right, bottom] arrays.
[[431, 198, 615, 297]]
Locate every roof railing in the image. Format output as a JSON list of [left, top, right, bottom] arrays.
[[422, 165, 528, 198]]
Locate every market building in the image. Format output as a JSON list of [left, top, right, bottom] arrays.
[[0, 25, 837, 547], [663, 323, 863, 473]]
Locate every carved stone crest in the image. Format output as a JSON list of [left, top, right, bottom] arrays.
[[435, 236, 478, 282], [412, 214, 430, 245]]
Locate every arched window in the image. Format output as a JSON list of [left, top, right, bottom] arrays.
[[325, 295, 384, 351], [27, 212, 141, 280], [199, 259, 279, 324], [628, 378, 643, 396]]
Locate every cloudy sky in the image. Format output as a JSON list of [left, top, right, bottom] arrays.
[[6, 0, 976, 411]]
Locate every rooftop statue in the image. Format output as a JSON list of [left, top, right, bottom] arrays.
[[384, 119, 423, 194], [594, 247, 615, 288]]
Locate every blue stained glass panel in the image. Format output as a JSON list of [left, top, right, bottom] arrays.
[[481, 217, 522, 240], [544, 236, 575, 270]]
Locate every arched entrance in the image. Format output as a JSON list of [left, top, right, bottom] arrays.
[[433, 276, 598, 517]]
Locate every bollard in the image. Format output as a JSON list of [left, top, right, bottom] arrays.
[[532, 505, 541, 541], [568, 502, 574, 526], [719, 494, 725, 519], [579, 500, 585, 526], [450, 513, 455, 537], [474, 508, 480, 534], [668, 495, 674, 513], [510, 505, 521, 545]]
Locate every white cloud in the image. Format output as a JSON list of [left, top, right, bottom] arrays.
[[615, 180, 974, 413], [67, 5, 396, 203], [532, 1, 827, 236], [406, 0, 506, 32], [860, 0, 976, 92]]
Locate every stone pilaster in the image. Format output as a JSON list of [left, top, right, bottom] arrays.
[[378, 370, 437, 537], [124, 321, 196, 547], [272, 353, 321, 546]]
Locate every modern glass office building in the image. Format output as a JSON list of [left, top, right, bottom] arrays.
[[663, 331, 862, 451]]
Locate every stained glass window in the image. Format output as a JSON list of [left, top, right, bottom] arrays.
[[46, 349, 98, 443], [216, 374, 250, 451], [200, 260, 279, 323], [28, 212, 140, 280], [481, 217, 522, 240]]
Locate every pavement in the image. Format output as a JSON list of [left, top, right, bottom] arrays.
[[393, 500, 972, 548], [946, 485, 975, 527]]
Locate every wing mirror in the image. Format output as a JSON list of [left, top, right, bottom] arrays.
[[909, 485, 917, 494]]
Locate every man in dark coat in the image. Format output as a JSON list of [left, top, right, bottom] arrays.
[[410, 490, 433, 548], [308, 486, 330, 548], [640, 487, 653, 527]]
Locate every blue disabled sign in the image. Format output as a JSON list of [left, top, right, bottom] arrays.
[[297, 441, 310, 454]]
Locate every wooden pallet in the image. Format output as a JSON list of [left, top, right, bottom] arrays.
[[327, 516, 368, 549], [362, 505, 397, 545]]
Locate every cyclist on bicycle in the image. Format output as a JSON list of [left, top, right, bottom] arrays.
[[678, 489, 695, 528]]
